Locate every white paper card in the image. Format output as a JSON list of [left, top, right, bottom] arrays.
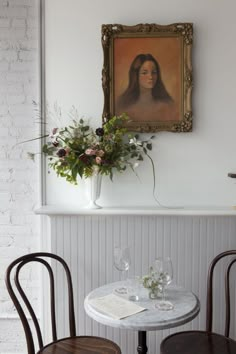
[[89, 293, 146, 320]]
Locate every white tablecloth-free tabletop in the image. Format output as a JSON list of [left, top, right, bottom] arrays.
[[84, 281, 200, 332]]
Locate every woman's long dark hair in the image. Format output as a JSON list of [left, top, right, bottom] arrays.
[[117, 54, 173, 109]]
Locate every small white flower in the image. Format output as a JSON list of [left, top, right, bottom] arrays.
[[129, 137, 142, 146], [133, 162, 139, 169]]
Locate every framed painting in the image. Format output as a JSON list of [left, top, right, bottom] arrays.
[[101, 23, 193, 132]]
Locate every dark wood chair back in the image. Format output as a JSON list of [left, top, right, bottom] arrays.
[[206, 249, 236, 336], [5, 252, 76, 354], [160, 250, 236, 354]]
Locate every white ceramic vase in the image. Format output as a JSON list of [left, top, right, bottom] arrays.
[[84, 168, 102, 209]]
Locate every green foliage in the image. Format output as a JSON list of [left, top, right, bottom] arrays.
[[42, 113, 154, 185]]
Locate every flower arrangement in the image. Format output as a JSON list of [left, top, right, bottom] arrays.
[[42, 113, 154, 184], [142, 266, 162, 299]]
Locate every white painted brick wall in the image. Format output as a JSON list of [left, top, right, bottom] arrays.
[[0, 0, 40, 353]]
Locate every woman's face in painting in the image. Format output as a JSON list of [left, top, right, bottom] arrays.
[[138, 60, 158, 90]]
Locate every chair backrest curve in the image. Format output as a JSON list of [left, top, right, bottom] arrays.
[[5, 252, 76, 354], [206, 249, 236, 337]]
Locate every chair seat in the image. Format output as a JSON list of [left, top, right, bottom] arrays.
[[38, 336, 121, 354], [160, 330, 236, 354]]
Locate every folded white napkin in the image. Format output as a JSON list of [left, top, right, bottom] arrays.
[[89, 293, 146, 320]]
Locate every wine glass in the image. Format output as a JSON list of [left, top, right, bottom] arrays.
[[154, 257, 174, 310], [113, 247, 131, 294]]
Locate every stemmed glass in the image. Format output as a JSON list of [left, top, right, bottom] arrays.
[[154, 257, 174, 310], [113, 247, 131, 294]]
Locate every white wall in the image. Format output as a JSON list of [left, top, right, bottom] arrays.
[[0, 0, 40, 353], [45, 0, 236, 208]]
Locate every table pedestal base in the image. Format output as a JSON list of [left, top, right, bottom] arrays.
[[137, 331, 148, 354]]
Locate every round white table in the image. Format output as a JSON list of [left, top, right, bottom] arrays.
[[84, 281, 200, 354]]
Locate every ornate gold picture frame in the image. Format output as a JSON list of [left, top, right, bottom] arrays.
[[101, 23, 193, 132]]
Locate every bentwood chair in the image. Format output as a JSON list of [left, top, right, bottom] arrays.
[[5, 252, 121, 354], [160, 250, 236, 354]]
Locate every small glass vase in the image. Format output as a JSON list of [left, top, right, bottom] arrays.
[[148, 287, 160, 299], [84, 167, 102, 209]]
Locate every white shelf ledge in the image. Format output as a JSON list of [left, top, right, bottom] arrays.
[[34, 205, 236, 216]]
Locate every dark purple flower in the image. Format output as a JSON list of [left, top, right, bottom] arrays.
[[95, 128, 104, 136], [102, 159, 112, 166], [57, 148, 66, 158], [79, 154, 89, 165]]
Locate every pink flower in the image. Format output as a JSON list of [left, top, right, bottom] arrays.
[[95, 156, 102, 164], [85, 149, 96, 156], [49, 128, 58, 138], [96, 150, 105, 157]]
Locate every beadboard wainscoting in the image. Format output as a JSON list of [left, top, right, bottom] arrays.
[[36, 207, 236, 354]]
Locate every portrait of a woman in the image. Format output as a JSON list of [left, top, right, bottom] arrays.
[[116, 53, 179, 122]]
